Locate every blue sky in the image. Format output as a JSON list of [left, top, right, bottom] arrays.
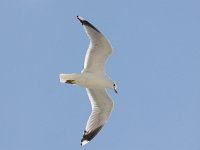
[[0, 0, 200, 149]]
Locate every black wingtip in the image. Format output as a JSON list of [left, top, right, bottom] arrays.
[[80, 125, 103, 146], [76, 16, 101, 33], [76, 15, 80, 20], [76, 16, 84, 25]]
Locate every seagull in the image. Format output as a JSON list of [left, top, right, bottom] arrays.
[[59, 16, 117, 146]]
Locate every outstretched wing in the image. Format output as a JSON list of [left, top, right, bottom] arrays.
[[81, 88, 114, 146], [77, 16, 112, 73]]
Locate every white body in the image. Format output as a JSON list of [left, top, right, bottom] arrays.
[[60, 73, 114, 89]]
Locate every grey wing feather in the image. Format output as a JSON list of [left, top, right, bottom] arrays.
[[77, 16, 112, 73], [80, 88, 114, 145]]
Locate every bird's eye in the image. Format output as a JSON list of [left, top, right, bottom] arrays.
[[113, 84, 116, 87]]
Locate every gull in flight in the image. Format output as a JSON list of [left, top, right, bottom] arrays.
[[59, 16, 117, 146]]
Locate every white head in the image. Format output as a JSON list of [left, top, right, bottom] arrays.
[[107, 78, 118, 94], [113, 83, 118, 94]]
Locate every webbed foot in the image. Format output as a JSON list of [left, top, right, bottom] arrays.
[[65, 80, 76, 84]]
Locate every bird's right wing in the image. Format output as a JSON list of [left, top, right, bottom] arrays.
[[81, 88, 114, 146], [77, 16, 112, 73]]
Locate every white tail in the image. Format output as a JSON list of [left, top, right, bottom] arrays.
[[59, 73, 81, 83]]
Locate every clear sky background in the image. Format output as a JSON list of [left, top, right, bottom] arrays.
[[0, 0, 200, 150]]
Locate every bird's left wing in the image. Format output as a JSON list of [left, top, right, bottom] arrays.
[[81, 88, 114, 146]]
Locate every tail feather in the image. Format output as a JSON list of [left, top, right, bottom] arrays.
[[59, 73, 81, 83]]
